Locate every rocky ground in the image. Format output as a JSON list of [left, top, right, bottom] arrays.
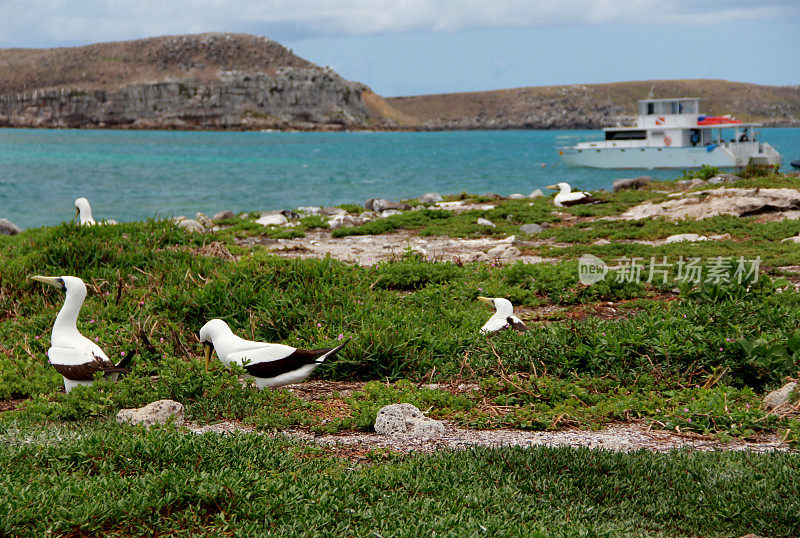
[[101, 380, 790, 457]]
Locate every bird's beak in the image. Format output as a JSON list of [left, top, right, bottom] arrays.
[[477, 296, 494, 306], [203, 342, 213, 371], [545, 185, 558, 190], [30, 275, 62, 289], [75, 208, 80, 220]]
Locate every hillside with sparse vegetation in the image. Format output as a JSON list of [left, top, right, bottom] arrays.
[[388, 79, 800, 129]]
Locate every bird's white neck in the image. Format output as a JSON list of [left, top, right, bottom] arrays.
[[557, 184, 572, 195], [209, 328, 256, 362], [52, 288, 86, 346]]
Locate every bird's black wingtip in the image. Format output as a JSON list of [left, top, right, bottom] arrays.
[[115, 349, 136, 369], [317, 338, 350, 363]]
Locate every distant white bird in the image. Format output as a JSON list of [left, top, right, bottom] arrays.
[[546, 182, 604, 207], [74, 197, 117, 225], [31, 275, 133, 393], [199, 319, 348, 389], [478, 296, 528, 334], [74, 198, 96, 225]]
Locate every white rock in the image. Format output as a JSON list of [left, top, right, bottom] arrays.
[[297, 206, 322, 215], [379, 209, 402, 218], [256, 214, 288, 226], [528, 189, 545, 198], [196, 212, 214, 227], [487, 245, 510, 258], [707, 174, 737, 185], [328, 215, 356, 230], [321, 206, 347, 216], [764, 382, 797, 410], [466, 251, 490, 262], [612, 176, 651, 192], [593, 239, 611, 246], [519, 223, 543, 234], [477, 218, 495, 227], [170, 215, 186, 223], [0, 218, 22, 235], [213, 210, 235, 221], [500, 246, 521, 259], [664, 233, 708, 244], [508, 193, 525, 199], [177, 219, 203, 232], [374, 403, 445, 437], [418, 192, 444, 204], [116, 400, 185, 428], [436, 201, 466, 210]]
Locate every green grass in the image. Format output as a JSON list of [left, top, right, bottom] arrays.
[[4, 171, 800, 534], [0, 423, 798, 536]]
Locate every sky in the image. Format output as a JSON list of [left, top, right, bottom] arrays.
[[0, 0, 797, 96]]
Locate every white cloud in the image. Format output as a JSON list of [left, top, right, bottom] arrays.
[[0, 0, 796, 46]]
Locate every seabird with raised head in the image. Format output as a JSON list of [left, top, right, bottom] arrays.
[[478, 296, 528, 333], [74, 198, 97, 226], [74, 197, 117, 225], [546, 182, 604, 207], [31, 275, 133, 393], [199, 319, 349, 389]]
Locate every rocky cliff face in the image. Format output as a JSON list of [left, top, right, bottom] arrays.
[[0, 69, 370, 130], [0, 34, 382, 130]]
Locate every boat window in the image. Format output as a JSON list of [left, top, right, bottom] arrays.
[[605, 130, 647, 141], [647, 103, 654, 115]]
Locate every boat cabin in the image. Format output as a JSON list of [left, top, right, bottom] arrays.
[[602, 97, 761, 149], [558, 96, 781, 168]]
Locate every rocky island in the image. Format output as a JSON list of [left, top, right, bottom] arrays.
[[0, 32, 798, 130], [0, 33, 402, 130]]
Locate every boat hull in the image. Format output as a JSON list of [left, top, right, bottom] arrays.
[[559, 145, 780, 169]]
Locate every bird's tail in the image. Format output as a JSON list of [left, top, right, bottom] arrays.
[[115, 349, 136, 369], [316, 339, 350, 364]]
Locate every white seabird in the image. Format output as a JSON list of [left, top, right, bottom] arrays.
[[546, 182, 603, 207], [75, 198, 97, 225], [74, 197, 117, 225], [478, 296, 528, 334], [31, 275, 133, 393], [199, 319, 349, 389]]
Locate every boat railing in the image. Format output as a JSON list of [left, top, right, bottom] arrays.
[[555, 134, 604, 148]]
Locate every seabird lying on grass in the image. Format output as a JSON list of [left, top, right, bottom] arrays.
[[31, 275, 133, 393], [74, 197, 117, 225], [478, 296, 528, 333], [199, 319, 349, 389], [546, 182, 604, 207]]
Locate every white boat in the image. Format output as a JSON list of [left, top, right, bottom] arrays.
[[557, 98, 781, 169]]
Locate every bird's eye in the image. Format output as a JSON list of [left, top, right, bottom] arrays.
[[57, 278, 66, 291]]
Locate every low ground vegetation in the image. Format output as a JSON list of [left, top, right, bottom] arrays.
[[2, 169, 800, 534]]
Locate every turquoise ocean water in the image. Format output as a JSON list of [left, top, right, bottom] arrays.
[[1, 128, 798, 229]]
